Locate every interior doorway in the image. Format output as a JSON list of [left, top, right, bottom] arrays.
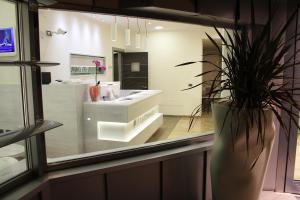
[[201, 39, 222, 113], [112, 48, 124, 85]]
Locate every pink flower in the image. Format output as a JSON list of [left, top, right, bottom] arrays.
[[92, 59, 101, 67], [93, 59, 106, 71]]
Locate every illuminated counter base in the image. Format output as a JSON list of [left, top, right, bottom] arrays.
[[83, 90, 163, 152]]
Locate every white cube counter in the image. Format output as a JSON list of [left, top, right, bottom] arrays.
[[83, 90, 163, 152]]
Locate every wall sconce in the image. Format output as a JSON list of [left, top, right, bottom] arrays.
[[46, 28, 67, 37]]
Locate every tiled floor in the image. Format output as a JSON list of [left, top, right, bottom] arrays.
[[260, 191, 298, 200]]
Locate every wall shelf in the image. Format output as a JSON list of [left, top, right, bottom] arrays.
[[0, 120, 63, 148], [0, 61, 60, 67]]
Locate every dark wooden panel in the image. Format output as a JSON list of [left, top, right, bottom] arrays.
[[55, 0, 93, 6], [205, 151, 212, 200], [163, 153, 205, 200], [95, 0, 119, 9], [120, 0, 195, 12], [197, 0, 269, 25], [107, 163, 160, 200], [152, 0, 196, 12], [28, 193, 42, 200], [122, 52, 148, 90], [49, 174, 106, 200]]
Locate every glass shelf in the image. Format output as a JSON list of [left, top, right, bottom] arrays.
[[0, 61, 60, 67], [0, 120, 63, 148]]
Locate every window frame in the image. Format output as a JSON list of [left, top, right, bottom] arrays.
[[0, 0, 47, 195]]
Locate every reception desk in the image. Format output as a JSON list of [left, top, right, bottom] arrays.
[[83, 90, 163, 152], [42, 82, 163, 158]]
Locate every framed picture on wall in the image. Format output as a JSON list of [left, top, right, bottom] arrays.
[[0, 27, 17, 56]]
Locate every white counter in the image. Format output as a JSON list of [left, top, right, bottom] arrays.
[[83, 90, 163, 152], [42, 82, 163, 156], [84, 90, 162, 123]]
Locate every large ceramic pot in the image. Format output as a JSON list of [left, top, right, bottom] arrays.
[[89, 85, 100, 102], [211, 103, 275, 200]]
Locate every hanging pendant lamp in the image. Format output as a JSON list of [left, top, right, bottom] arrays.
[[135, 18, 141, 49], [125, 18, 131, 46], [111, 16, 118, 42]]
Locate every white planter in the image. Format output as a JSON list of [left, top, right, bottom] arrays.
[[211, 103, 275, 200]]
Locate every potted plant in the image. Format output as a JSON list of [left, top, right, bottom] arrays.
[[89, 59, 106, 102], [176, 2, 300, 200]]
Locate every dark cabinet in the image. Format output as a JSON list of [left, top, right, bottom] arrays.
[[107, 164, 160, 200]]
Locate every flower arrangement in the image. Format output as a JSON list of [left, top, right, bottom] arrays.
[[92, 59, 106, 85]]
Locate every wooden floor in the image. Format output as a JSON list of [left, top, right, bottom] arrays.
[[147, 114, 214, 142]]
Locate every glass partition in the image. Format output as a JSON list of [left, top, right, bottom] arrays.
[[0, 0, 30, 186], [39, 9, 223, 163], [293, 113, 300, 180]]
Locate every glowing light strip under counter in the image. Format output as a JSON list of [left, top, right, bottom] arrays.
[[97, 106, 163, 142]]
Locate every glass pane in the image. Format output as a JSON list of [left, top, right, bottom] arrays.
[[40, 10, 227, 162], [0, 0, 29, 184], [0, 141, 28, 184], [294, 113, 300, 180]]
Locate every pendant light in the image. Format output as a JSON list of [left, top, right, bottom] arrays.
[[135, 18, 141, 49], [144, 20, 148, 49], [125, 18, 131, 46], [145, 20, 148, 38], [111, 16, 118, 42]]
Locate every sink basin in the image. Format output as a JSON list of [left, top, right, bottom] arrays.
[[119, 98, 133, 101]]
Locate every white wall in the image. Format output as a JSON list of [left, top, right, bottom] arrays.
[[38, 10, 222, 116], [142, 30, 219, 115], [39, 10, 125, 82]]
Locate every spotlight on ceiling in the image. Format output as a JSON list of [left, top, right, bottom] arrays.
[[154, 26, 164, 30]]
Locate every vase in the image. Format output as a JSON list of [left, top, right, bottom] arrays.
[[89, 85, 100, 102], [211, 103, 275, 200]]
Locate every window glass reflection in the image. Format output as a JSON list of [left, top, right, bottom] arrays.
[[40, 10, 224, 162]]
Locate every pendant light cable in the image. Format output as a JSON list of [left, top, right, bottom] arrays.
[[145, 20, 148, 37]]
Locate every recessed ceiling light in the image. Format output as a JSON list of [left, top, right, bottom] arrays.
[[148, 22, 152, 25], [154, 26, 164, 30]]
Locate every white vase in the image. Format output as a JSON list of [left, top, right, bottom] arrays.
[[211, 103, 275, 200]]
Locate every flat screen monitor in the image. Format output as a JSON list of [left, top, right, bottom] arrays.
[[0, 27, 16, 56]]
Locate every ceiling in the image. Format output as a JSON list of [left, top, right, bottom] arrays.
[[81, 12, 221, 36]]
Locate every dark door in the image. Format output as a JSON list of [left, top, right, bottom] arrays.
[[113, 51, 122, 82], [121, 52, 148, 90]]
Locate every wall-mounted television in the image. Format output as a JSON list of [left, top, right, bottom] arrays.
[[0, 27, 16, 56]]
